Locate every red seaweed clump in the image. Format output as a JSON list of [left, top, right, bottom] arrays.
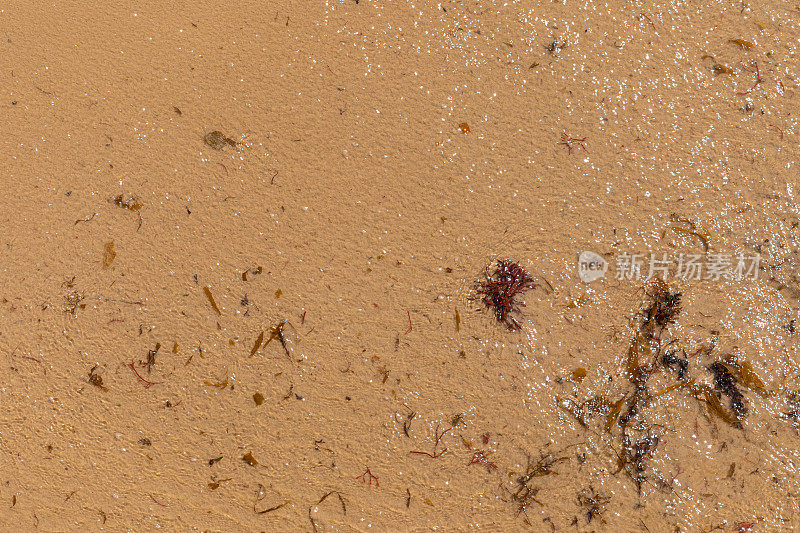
[[476, 260, 536, 330]]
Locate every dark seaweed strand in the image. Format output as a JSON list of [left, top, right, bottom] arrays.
[[708, 362, 747, 419]]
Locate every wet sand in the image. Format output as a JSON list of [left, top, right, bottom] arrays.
[[2, 0, 799, 531]]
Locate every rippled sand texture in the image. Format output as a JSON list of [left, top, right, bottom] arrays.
[[2, 0, 800, 531]]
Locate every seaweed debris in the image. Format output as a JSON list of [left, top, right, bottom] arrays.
[[578, 487, 610, 524], [110, 194, 143, 230], [265, 320, 296, 360], [476, 260, 536, 330], [203, 130, 237, 150], [612, 281, 682, 491], [102, 242, 116, 268], [511, 453, 568, 518], [708, 361, 747, 421], [88, 365, 108, 391], [641, 281, 682, 329], [662, 349, 689, 380]]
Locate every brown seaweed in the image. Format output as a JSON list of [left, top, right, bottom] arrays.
[[642, 280, 682, 330], [249, 331, 264, 357], [88, 365, 108, 391], [242, 451, 259, 466], [111, 194, 142, 211], [691, 383, 744, 425], [578, 487, 610, 524], [662, 348, 688, 379], [308, 491, 346, 533], [102, 242, 116, 268], [617, 433, 659, 492], [265, 320, 295, 359], [144, 342, 160, 373], [728, 38, 755, 50], [203, 130, 237, 150], [669, 215, 710, 251], [605, 393, 629, 432], [203, 286, 221, 315], [708, 362, 747, 420], [512, 454, 567, 517]]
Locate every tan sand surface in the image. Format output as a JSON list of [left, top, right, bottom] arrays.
[[2, 0, 800, 531]]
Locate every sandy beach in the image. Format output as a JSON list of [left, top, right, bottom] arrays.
[[2, 0, 799, 530]]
